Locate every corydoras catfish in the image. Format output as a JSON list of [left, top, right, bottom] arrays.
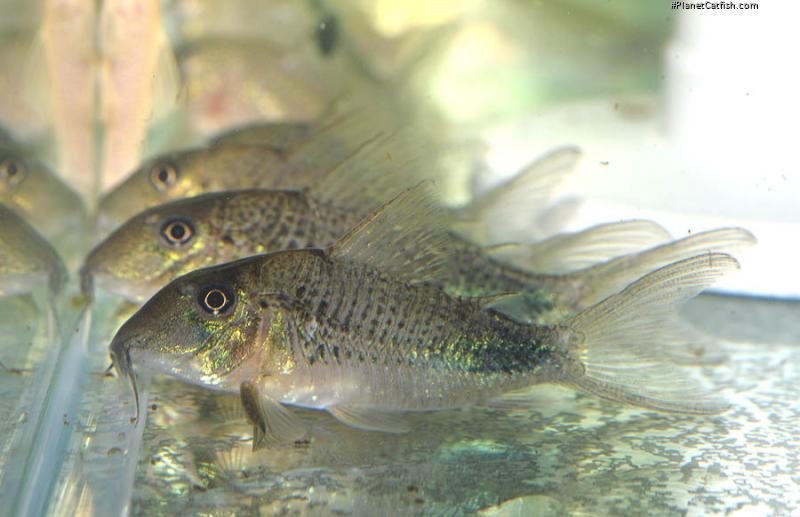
[[86, 145, 692, 313], [96, 112, 434, 230], [0, 204, 67, 296], [0, 136, 89, 259], [84, 183, 750, 326], [109, 187, 737, 447]]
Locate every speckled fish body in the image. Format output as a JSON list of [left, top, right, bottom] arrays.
[[96, 117, 395, 230], [111, 247, 560, 413], [109, 185, 735, 439], [85, 185, 751, 325], [0, 204, 67, 296], [85, 190, 353, 300], [84, 187, 581, 317]]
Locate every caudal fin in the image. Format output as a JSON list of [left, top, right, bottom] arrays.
[[563, 227, 755, 310], [554, 253, 738, 414], [487, 220, 672, 274]]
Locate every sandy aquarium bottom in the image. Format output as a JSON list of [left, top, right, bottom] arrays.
[[0, 292, 797, 516]]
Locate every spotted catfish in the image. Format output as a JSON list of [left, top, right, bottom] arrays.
[[84, 155, 749, 327], [0, 204, 67, 297], [95, 112, 434, 231], [109, 186, 737, 448], [0, 134, 89, 262]]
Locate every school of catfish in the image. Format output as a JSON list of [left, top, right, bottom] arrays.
[[0, 1, 757, 452]]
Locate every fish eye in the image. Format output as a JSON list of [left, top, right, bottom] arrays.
[[198, 285, 235, 316], [160, 218, 195, 246], [0, 156, 26, 187], [314, 14, 338, 56], [149, 161, 178, 191]]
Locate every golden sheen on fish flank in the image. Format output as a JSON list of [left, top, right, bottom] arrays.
[[111, 249, 557, 420], [0, 205, 67, 296], [83, 190, 352, 301], [109, 188, 737, 443]]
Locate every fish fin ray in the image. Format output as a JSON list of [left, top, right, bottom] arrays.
[[309, 131, 410, 210], [328, 405, 410, 433], [658, 317, 728, 366], [328, 182, 451, 284], [239, 381, 306, 450], [551, 253, 739, 414], [489, 220, 672, 274], [150, 29, 182, 121], [533, 198, 582, 237], [562, 227, 756, 310], [454, 146, 581, 242], [471, 292, 521, 309]]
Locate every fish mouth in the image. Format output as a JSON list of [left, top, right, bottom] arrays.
[[110, 335, 140, 424]]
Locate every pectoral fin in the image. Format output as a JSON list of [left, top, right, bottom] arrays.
[[239, 381, 306, 450], [328, 405, 410, 433]]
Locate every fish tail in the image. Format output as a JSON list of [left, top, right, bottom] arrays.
[[548, 253, 738, 414], [561, 227, 755, 310]]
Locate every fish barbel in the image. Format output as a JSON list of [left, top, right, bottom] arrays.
[[109, 186, 736, 446]]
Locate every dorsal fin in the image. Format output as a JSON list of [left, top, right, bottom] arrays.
[[328, 182, 452, 284], [308, 129, 427, 214], [454, 146, 581, 243]]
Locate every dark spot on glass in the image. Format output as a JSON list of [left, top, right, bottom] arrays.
[[221, 234, 234, 245], [259, 300, 269, 309], [314, 14, 338, 56], [296, 286, 306, 298]]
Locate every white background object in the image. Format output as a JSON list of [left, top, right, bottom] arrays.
[[483, 4, 799, 299]]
